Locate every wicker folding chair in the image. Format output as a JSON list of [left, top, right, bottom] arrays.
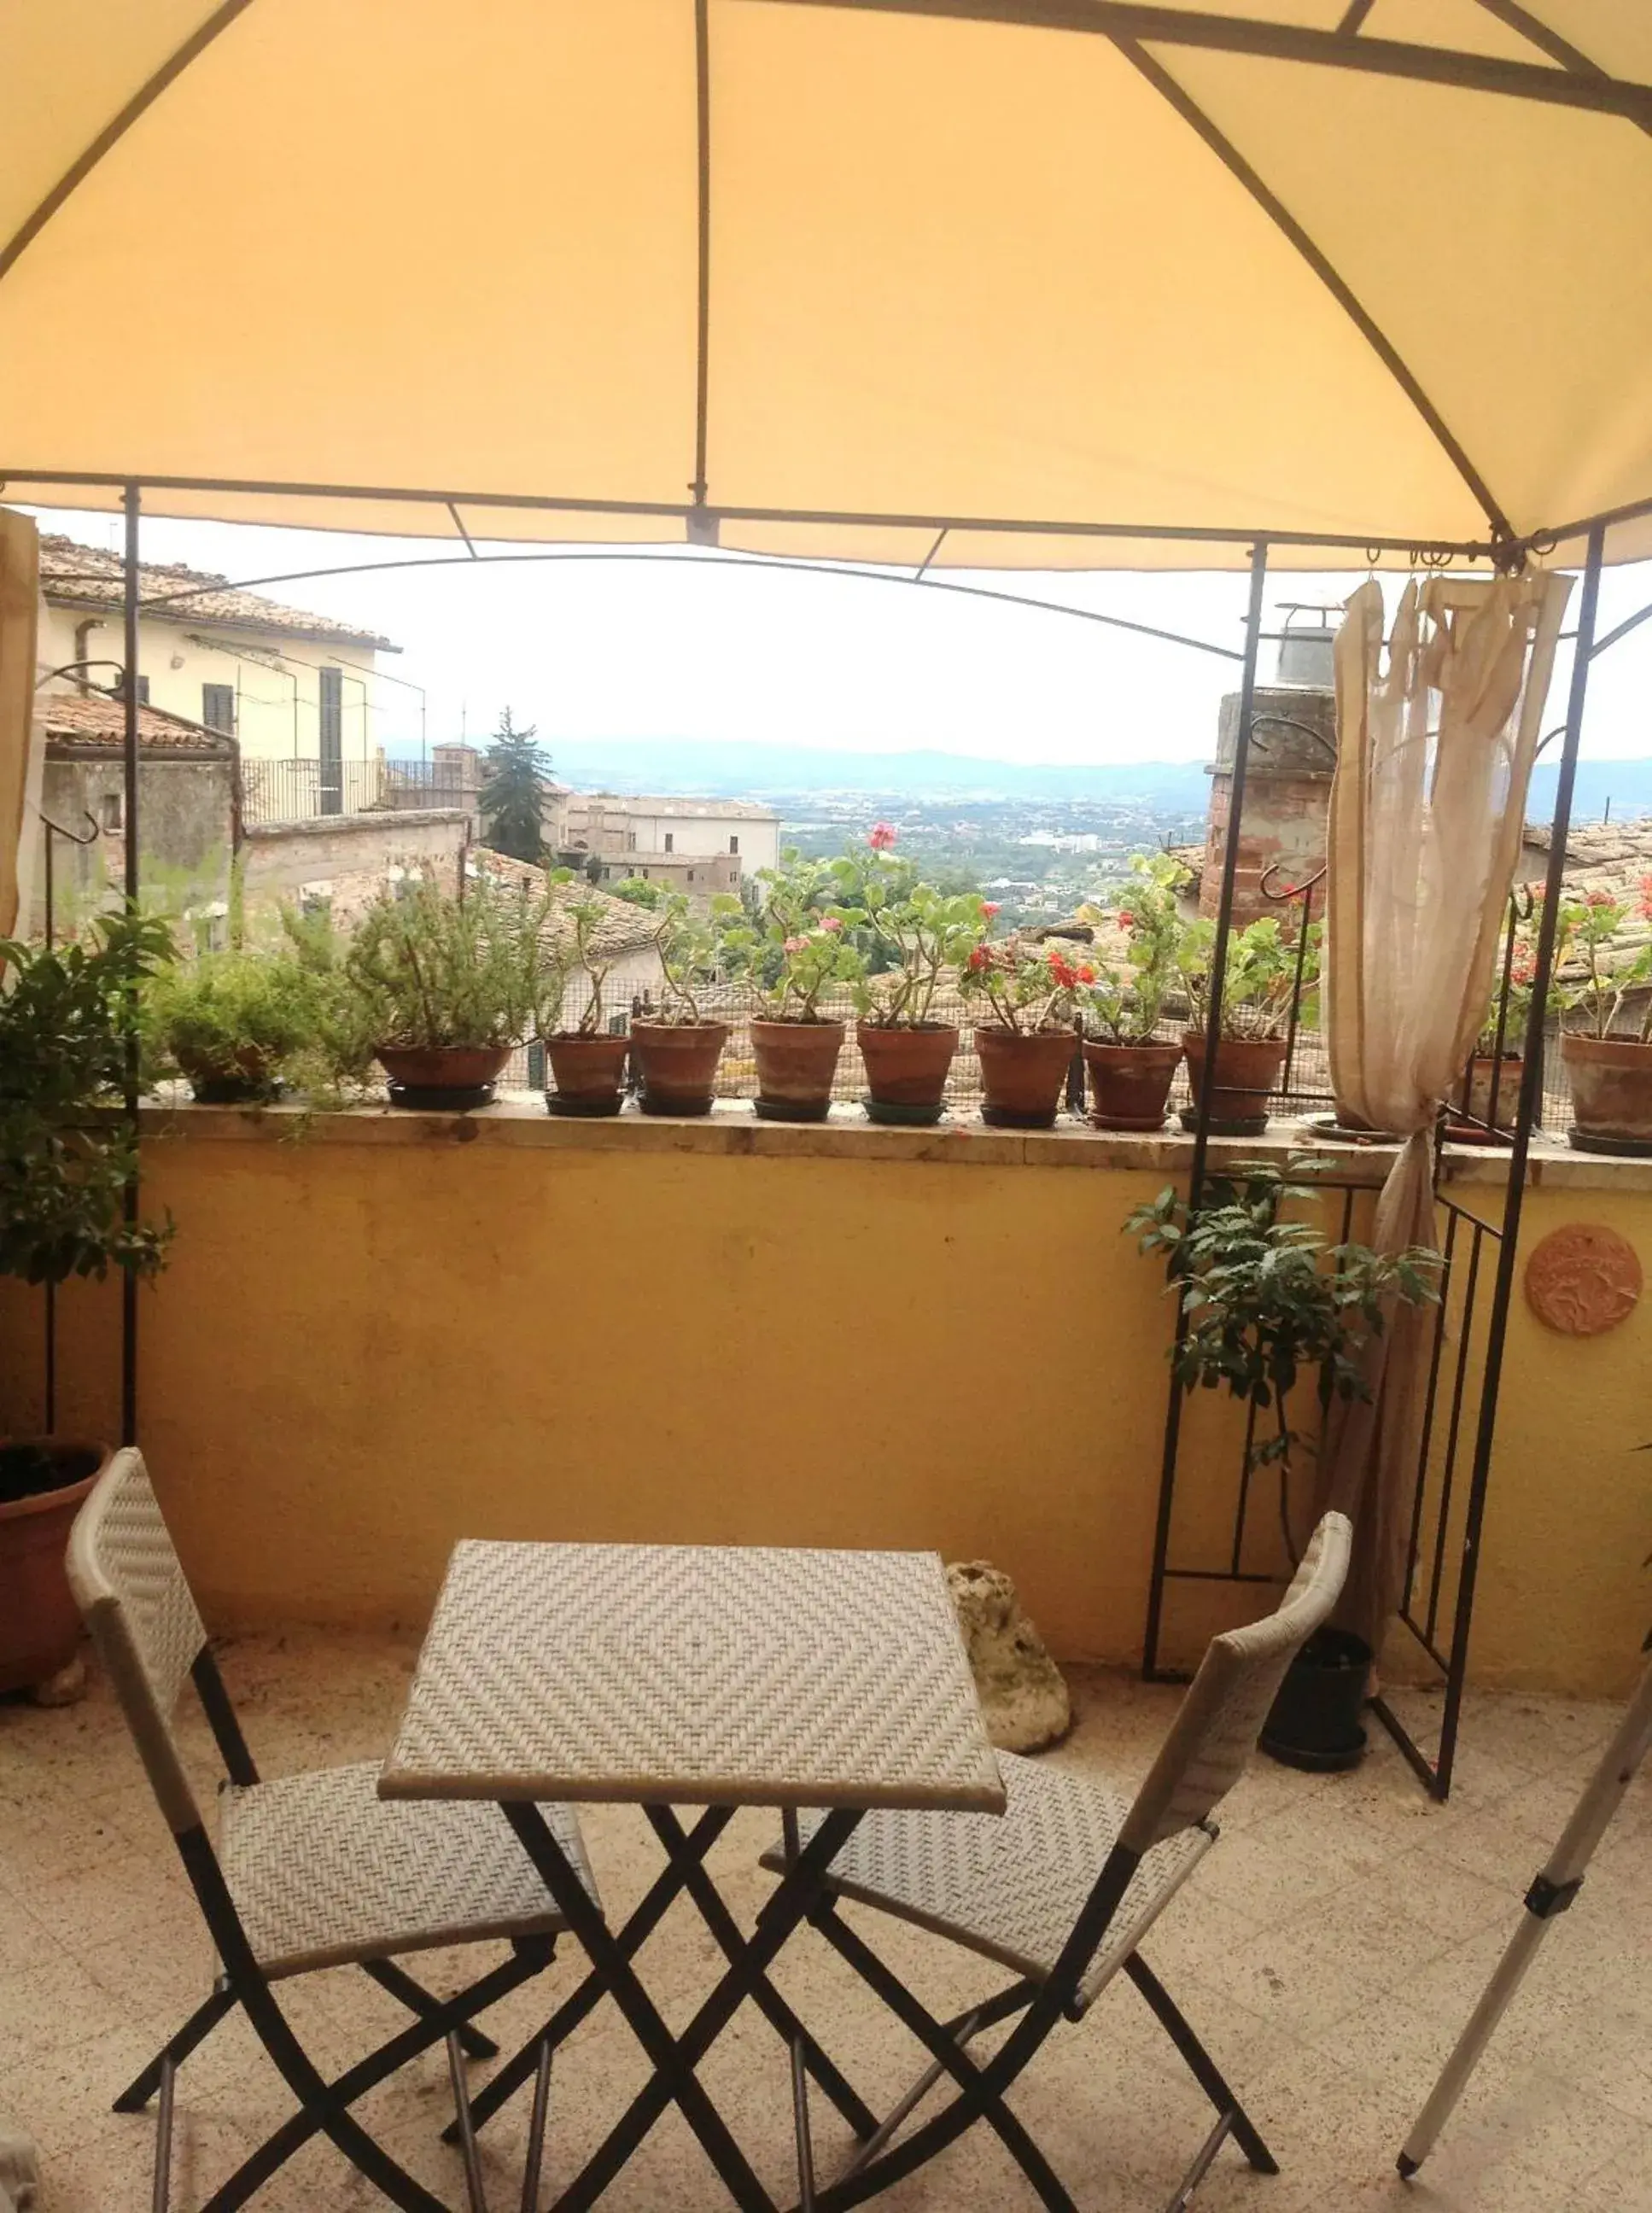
[[762, 1510, 1351, 2213], [67, 1447, 598, 2213]]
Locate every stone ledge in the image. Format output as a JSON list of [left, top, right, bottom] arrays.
[[131, 1094, 1652, 1190]]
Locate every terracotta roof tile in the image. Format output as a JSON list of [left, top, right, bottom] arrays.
[[38, 534, 397, 651], [39, 692, 234, 754]]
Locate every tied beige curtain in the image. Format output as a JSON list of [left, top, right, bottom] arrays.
[[1317, 570, 1571, 1647], [0, 508, 42, 940]]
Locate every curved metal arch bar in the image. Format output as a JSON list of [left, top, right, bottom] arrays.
[[770, 2, 1652, 126], [1111, 38, 1513, 543], [0, 466, 1503, 561], [89, 543, 1250, 661], [0, 0, 262, 289]]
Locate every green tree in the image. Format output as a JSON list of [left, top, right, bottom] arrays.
[[479, 709, 554, 864]]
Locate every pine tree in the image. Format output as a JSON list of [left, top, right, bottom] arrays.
[[479, 709, 554, 865]]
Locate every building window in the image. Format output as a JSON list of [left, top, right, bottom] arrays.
[[663, 832, 674, 853], [626, 832, 636, 851], [99, 791, 124, 832], [318, 667, 344, 815], [201, 681, 235, 733], [729, 834, 738, 855], [130, 674, 150, 705]]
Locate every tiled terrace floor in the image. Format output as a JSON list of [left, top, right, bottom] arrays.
[[3, 1632, 1649, 2213]]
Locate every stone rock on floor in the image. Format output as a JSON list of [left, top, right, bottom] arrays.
[[947, 1559, 1071, 1753], [0, 2117, 38, 2210]]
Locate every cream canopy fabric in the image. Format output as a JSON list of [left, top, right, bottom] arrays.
[[1, 1, 1649, 569]]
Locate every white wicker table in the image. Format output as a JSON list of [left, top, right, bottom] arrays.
[[380, 1539, 1004, 2212]]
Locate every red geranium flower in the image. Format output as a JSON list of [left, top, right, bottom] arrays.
[[867, 822, 897, 850], [966, 944, 989, 972], [1077, 964, 1096, 985], [981, 900, 1001, 919]]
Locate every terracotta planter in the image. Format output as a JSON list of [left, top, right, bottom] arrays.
[[376, 1043, 511, 1108], [632, 1020, 729, 1117], [1180, 1033, 1287, 1135], [974, 1026, 1076, 1130], [1562, 1033, 1652, 1153], [0, 1439, 110, 1694], [857, 1022, 959, 1124], [174, 1043, 281, 1105], [1083, 1039, 1182, 1131], [750, 1019, 844, 1122], [1448, 1052, 1523, 1142], [545, 1031, 631, 1118]]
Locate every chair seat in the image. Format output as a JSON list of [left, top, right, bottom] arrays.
[[219, 1761, 599, 1978], [763, 1751, 1212, 2011]]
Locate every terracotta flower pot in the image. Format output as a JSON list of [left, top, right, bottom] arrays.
[[377, 1043, 511, 1108], [1447, 1052, 1523, 1143], [1082, 1039, 1182, 1131], [974, 1026, 1076, 1130], [544, 1031, 631, 1117], [631, 1020, 729, 1117], [1180, 1033, 1287, 1135], [750, 1019, 844, 1122], [857, 1022, 959, 1124], [174, 1043, 282, 1105], [1562, 1033, 1652, 1153], [0, 1439, 110, 1694]]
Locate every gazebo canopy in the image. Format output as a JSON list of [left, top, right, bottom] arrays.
[[1, 1, 1649, 568]]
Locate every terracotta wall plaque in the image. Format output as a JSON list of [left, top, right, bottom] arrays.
[[1524, 1223, 1643, 1336]]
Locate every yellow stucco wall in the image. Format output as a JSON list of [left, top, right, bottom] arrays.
[[3, 1117, 1647, 1699]]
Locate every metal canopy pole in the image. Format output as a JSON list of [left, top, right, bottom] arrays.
[[1141, 540, 1268, 1679], [121, 482, 141, 1445]]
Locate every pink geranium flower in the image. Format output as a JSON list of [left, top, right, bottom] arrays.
[[867, 822, 897, 850], [783, 936, 806, 954], [981, 901, 1001, 919], [820, 914, 844, 932]]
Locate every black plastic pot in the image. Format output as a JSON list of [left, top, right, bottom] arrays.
[[1260, 1626, 1372, 1772]]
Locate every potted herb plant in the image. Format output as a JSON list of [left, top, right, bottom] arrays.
[[1129, 1159, 1439, 1769], [142, 944, 317, 1103], [631, 893, 735, 1115], [1, 909, 175, 1696], [1177, 914, 1316, 1135], [829, 825, 986, 1124], [541, 884, 629, 1117], [1080, 853, 1188, 1130], [721, 856, 865, 1120], [959, 931, 1091, 1129], [345, 868, 552, 1108], [1556, 879, 1652, 1153], [1445, 902, 1539, 1143]]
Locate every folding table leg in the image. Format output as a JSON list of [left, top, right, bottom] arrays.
[[1124, 1955, 1275, 2175]]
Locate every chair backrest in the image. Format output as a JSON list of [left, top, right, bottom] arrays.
[[1119, 1511, 1351, 1855], [66, 1446, 210, 1836]]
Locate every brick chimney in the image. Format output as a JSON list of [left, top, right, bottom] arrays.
[[1201, 672, 1337, 926]]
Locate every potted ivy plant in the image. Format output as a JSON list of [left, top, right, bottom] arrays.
[[828, 824, 987, 1124], [1128, 1159, 1439, 1769], [958, 931, 1091, 1130], [1, 908, 175, 1696], [540, 884, 629, 1117], [631, 893, 735, 1115], [142, 944, 317, 1103], [1080, 853, 1188, 1130], [1556, 880, 1652, 1153], [1176, 914, 1316, 1135], [721, 855, 865, 1120], [345, 868, 552, 1108]]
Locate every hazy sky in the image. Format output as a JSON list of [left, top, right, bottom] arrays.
[[30, 506, 1652, 768]]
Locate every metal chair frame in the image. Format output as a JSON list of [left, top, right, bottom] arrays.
[[69, 1456, 570, 2213]]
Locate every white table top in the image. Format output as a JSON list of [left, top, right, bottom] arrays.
[[379, 1539, 1005, 1813]]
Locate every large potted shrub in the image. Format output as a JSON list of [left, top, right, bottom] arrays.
[[1129, 1159, 1439, 1769], [1176, 914, 1315, 1135], [631, 894, 733, 1116], [1079, 853, 1187, 1130], [829, 824, 985, 1124], [142, 943, 317, 1103], [540, 885, 629, 1116], [721, 856, 864, 1120], [959, 931, 1091, 1130], [345, 868, 551, 1108], [1556, 881, 1652, 1154], [0, 910, 175, 1696]]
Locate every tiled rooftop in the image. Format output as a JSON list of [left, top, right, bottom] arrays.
[[38, 692, 233, 755], [38, 534, 397, 651], [3, 1638, 1646, 2212]]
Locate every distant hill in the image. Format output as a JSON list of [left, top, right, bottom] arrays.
[[546, 739, 1211, 806], [540, 739, 1652, 824]]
